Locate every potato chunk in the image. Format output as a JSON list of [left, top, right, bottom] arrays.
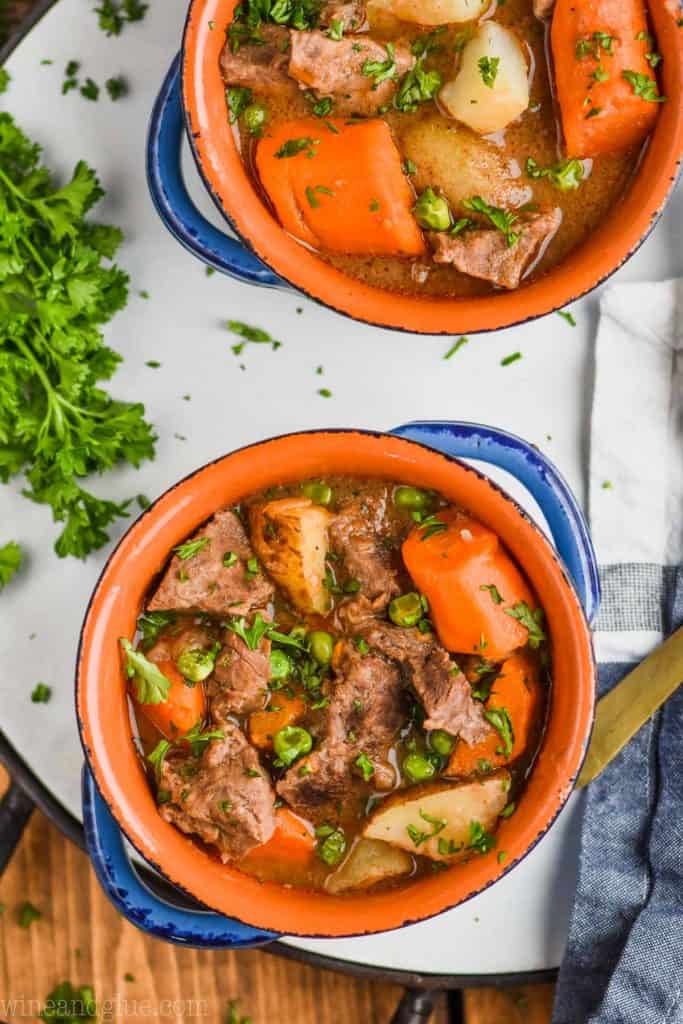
[[325, 838, 413, 894], [249, 498, 332, 614], [375, 0, 490, 25], [440, 22, 529, 134], [399, 114, 532, 210], [363, 771, 510, 862]]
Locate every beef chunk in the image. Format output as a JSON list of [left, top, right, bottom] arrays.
[[329, 494, 400, 612], [360, 621, 489, 744], [220, 24, 295, 98], [147, 508, 274, 616], [159, 723, 276, 861], [277, 642, 405, 821], [533, 0, 554, 17], [208, 625, 271, 723], [288, 31, 413, 116], [319, 0, 366, 29], [429, 208, 562, 290]]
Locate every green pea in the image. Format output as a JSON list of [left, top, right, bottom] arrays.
[[403, 752, 438, 783], [429, 730, 455, 757], [309, 630, 334, 665], [316, 828, 346, 867], [393, 486, 432, 511], [413, 187, 451, 231], [273, 725, 313, 767], [243, 102, 268, 135], [302, 481, 333, 506], [270, 649, 293, 681], [176, 642, 220, 683], [388, 592, 424, 628]]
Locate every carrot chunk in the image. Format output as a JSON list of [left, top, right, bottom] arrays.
[[447, 649, 542, 777], [255, 117, 425, 256], [134, 659, 206, 739], [551, 0, 662, 157], [240, 808, 315, 866], [249, 690, 306, 750], [402, 509, 537, 660]]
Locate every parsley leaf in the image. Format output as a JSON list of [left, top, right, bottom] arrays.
[[95, 0, 148, 36], [504, 600, 546, 648], [362, 43, 398, 89], [174, 536, 209, 560], [136, 610, 176, 649], [31, 682, 52, 703], [0, 541, 22, 590], [224, 612, 271, 651], [40, 981, 96, 1022], [478, 55, 500, 88], [462, 195, 520, 247], [480, 583, 503, 605], [525, 156, 584, 191], [467, 820, 496, 854], [120, 638, 171, 704], [0, 114, 156, 558], [484, 706, 515, 757], [354, 752, 375, 781], [226, 85, 253, 124], [622, 69, 666, 103]]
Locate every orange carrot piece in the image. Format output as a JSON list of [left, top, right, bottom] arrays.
[[551, 0, 661, 157], [255, 117, 425, 256], [134, 659, 206, 740], [248, 691, 306, 750], [241, 808, 315, 867], [447, 649, 542, 777], [402, 509, 537, 660]]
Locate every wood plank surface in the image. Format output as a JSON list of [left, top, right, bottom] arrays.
[[0, 766, 553, 1023]]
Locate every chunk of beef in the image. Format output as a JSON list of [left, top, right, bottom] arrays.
[[147, 508, 274, 616], [429, 208, 562, 290], [277, 642, 405, 821], [288, 31, 413, 116], [319, 0, 366, 30], [359, 621, 489, 744], [220, 24, 295, 98], [208, 625, 271, 723], [159, 723, 276, 861], [533, 0, 554, 17], [329, 494, 400, 613]]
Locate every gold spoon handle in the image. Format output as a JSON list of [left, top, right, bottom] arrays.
[[577, 625, 683, 789]]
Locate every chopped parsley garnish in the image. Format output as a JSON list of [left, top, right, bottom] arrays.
[[557, 309, 577, 326], [227, 85, 253, 124], [467, 820, 496, 854], [504, 600, 546, 648], [585, 105, 602, 119], [484, 706, 515, 757], [318, 387, 333, 398], [228, 0, 320, 53], [227, 999, 251, 1024], [406, 808, 447, 847], [354, 752, 375, 781], [437, 837, 463, 856], [575, 31, 615, 61], [183, 721, 225, 757], [315, 824, 346, 865], [362, 43, 398, 89], [500, 801, 516, 819], [525, 156, 584, 191], [40, 982, 97, 1021], [395, 60, 442, 113], [80, 78, 100, 101], [147, 738, 171, 779], [622, 70, 666, 103], [500, 352, 522, 366], [226, 320, 282, 354], [327, 17, 344, 40], [462, 195, 520, 247], [444, 336, 468, 360], [0, 114, 156, 558], [245, 556, 260, 579], [404, 158, 417, 175], [174, 536, 209, 560], [120, 638, 171, 704], [18, 901, 42, 928], [305, 92, 334, 117], [355, 638, 369, 655], [416, 513, 447, 541], [275, 136, 317, 158], [95, 0, 148, 36], [31, 682, 52, 703], [0, 541, 22, 590], [136, 610, 176, 649], [480, 583, 503, 605], [223, 550, 238, 568], [224, 612, 271, 651], [478, 55, 500, 88], [105, 76, 128, 100]]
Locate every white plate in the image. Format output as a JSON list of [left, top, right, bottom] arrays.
[[1, 0, 681, 978]]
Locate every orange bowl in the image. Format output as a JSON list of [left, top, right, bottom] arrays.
[[181, 0, 683, 334], [77, 430, 595, 937]]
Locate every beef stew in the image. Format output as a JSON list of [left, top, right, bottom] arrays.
[[122, 477, 550, 895]]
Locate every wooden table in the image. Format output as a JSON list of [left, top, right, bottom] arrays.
[[0, 766, 553, 1024]]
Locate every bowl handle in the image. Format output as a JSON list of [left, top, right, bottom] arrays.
[[147, 53, 284, 287], [390, 420, 601, 623], [82, 765, 278, 947]]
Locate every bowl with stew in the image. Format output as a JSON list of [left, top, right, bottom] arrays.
[[77, 423, 598, 940], [147, 0, 683, 334]]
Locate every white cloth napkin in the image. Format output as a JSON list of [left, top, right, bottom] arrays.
[[589, 278, 683, 664]]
